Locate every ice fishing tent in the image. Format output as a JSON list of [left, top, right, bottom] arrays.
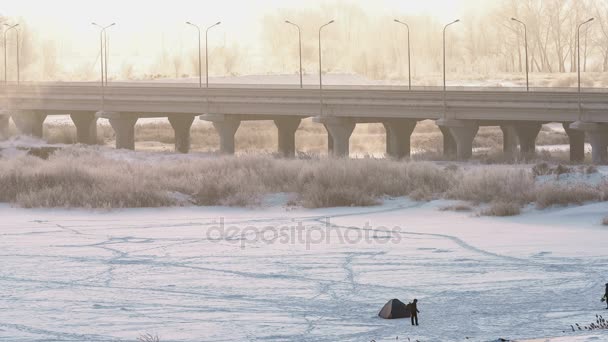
[[378, 299, 411, 319]]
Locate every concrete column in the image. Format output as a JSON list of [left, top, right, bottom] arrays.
[[437, 119, 479, 160], [326, 127, 334, 155], [108, 115, 138, 150], [211, 117, 241, 154], [168, 116, 195, 154], [500, 124, 519, 158], [70, 112, 98, 145], [514, 122, 542, 155], [12, 111, 47, 138], [315, 117, 355, 158], [383, 119, 417, 159], [562, 122, 585, 163], [570, 121, 608, 164], [439, 126, 457, 158], [588, 131, 608, 164], [274, 117, 301, 158], [0, 112, 9, 139]]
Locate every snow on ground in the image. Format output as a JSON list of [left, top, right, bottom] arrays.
[[1, 199, 608, 342]]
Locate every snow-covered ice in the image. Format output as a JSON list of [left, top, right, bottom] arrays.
[[1, 199, 608, 341]]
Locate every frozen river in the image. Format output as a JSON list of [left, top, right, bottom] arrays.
[[0, 199, 607, 341]]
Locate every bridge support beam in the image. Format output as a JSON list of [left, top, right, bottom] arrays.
[[13, 111, 47, 138], [570, 121, 608, 164], [383, 119, 417, 159], [437, 119, 479, 160], [513, 122, 542, 155], [0, 111, 9, 140], [200, 114, 241, 154], [70, 112, 98, 145], [99, 112, 138, 150], [563, 122, 585, 163], [274, 117, 301, 158], [327, 131, 334, 155], [439, 126, 457, 158], [314, 117, 355, 158], [169, 116, 195, 154], [500, 124, 519, 158]]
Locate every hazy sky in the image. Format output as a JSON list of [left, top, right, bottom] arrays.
[[1, 0, 485, 78]]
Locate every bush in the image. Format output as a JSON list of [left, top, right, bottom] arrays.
[[481, 202, 521, 217], [532, 162, 552, 177], [535, 183, 600, 209], [439, 203, 473, 212], [447, 167, 535, 205]]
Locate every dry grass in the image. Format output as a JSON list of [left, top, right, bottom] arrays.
[[446, 168, 535, 205], [535, 183, 601, 209], [439, 203, 473, 212], [137, 334, 160, 342], [481, 202, 522, 217], [0, 147, 605, 210]]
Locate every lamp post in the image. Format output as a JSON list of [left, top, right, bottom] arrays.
[[285, 20, 303, 88], [3, 24, 19, 85], [92, 22, 115, 86], [394, 19, 411, 90], [577, 18, 594, 121], [92, 22, 115, 111], [205, 22, 221, 88], [443, 19, 460, 118], [318, 20, 334, 116], [186, 22, 202, 88], [511, 18, 529, 91]]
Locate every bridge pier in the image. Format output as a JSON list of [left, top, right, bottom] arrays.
[[439, 126, 457, 158], [437, 119, 479, 160], [327, 131, 334, 155], [274, 117, 301, 158], [13, 111, 47, 138], [563, 122, 585, 163], [500, 124, 519, 158], [570, 121, 608, 164], [513, 122, 542, 155], [169, 116, 195, 154], [314, 117, 355, 157], [70, 112, 98, 145], [0, 111, 9, 139], [97, 112, 138, 150], [200, 114, 241, 154], [383, 119, 417, 159]]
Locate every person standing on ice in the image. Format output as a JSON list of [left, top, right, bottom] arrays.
[[409, 299, 420, 326], [603, 283, 608, 309]]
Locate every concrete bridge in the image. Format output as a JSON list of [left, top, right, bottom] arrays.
[[1, 82, 608, 163]]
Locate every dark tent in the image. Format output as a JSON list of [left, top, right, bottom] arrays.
[[378, 299, 411, 319]]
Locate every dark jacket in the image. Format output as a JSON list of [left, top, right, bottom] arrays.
[[411, 302, 420, 315]]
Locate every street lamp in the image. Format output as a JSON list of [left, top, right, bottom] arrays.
[[443, 19, 460, 118], [186, 22, 202, 88], [3, 24, 19, 85], [511, 18, 529, 91], [577, 18, 594, 121], [205, 22, 221, 88], [394, 19, 412, 90], [92, 22, 116, 86], [92, 22, 115, 111], [285, 20, 303, 88], [318, 20, 334, 116]]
